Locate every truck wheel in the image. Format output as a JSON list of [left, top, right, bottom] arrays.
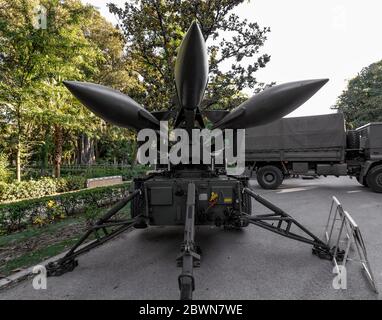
[[357, 176, 368, 187], [366, 165, 382, 193], [257, 166, 283, 190]]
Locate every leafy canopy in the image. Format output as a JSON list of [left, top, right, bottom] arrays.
[[333, 60, 382, 128]]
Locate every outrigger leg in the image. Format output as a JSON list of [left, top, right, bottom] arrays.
[[46, 190, 141, 276], [241, 188, 344, 261], [177, 183, 201, 300]]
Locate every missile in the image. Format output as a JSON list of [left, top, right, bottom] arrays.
[[213, 79, 329, 129], [63, 81, 159, 131], [174, 21, 208, 110]]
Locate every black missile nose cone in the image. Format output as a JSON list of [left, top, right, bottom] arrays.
[[317, 78, 329, 85], [214, 78, 329, 129], [63, 80, 90, 100], [175, 21, 208, 110], [63, 81, 95, 99], [189, 20, 200, 33], [300, 78, 329, 91], [62, 81, 159, 131], [63, 80, 75, 90]]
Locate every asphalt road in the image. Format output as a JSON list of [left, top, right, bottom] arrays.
[[1, 176, 381, 300]]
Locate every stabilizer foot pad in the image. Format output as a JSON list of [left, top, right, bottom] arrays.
[[46, 259, 79, 277], [312, 246, 345, 262]]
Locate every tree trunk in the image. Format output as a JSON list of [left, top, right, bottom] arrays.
[[76, 134, 82, 165], [94, 139, 99, 162], [53, 124, 63, 178], [15, 103, 22, 182], [39, 129, 49, 176], [131, 137, 138, 167], [80, 134, 95, 165], [89, 138, 95, 164], [16, 142, 21, 182]]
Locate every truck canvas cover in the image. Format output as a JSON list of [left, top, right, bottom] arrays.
[[245, 113, 346, 154]]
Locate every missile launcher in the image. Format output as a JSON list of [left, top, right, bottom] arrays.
[[47, 21, 343, 300]]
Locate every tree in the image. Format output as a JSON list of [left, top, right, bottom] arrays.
[[77, 7, 143, 166], [33, 0, 104, 177], [108, 0, 271, 112], [0, 0, 98, 179], [0, 0, 49, 181], [0, 0, 139, 178], [333, 60, 382, 128]]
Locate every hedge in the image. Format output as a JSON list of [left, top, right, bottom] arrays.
[[60, 165, 148, 180], [0, 182, 131, 235], [0, 176, 86, 202], [0, 166, 148, 203], [19, 165, 149, 181]]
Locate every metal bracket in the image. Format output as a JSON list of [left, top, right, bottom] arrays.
[[242, 188, 335, 255], [46, 190, 141, 277]]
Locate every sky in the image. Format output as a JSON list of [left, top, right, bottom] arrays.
[[81, 0, 382, 117]]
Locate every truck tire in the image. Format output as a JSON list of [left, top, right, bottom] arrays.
[[346, 130, 360, 149], [257, 165, 284, 190], [366, 165, 382, 193], [357, 176, 368, 187]]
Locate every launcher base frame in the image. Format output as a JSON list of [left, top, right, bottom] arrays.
[[46, 182, 344, 299], [242, 188, 344, 261]]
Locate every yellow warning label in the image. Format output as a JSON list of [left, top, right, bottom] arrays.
[[209, 192, 218, 202], [224, 198, 232, 204]]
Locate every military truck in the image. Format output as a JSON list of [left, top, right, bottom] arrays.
[[245, 113, 382, 193]]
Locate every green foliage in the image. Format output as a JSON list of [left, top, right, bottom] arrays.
[[0, 0, 141, 178], [0, 0, 97, 179], [97, 129, 137, 165], [60, 165, 148, 180], [61, 175, 87, 190], [333, 60, 382, 128], [0, 164, 147, 202], [0, 153, 10, 182], [0, 182, 131, 234], [18, 164, 148, 181], [0, 176, 86, 202]]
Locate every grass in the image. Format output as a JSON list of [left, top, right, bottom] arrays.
[[0, 204, 131, 277], [0, 238, 81, 275], [0, 217, 80, 247]]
